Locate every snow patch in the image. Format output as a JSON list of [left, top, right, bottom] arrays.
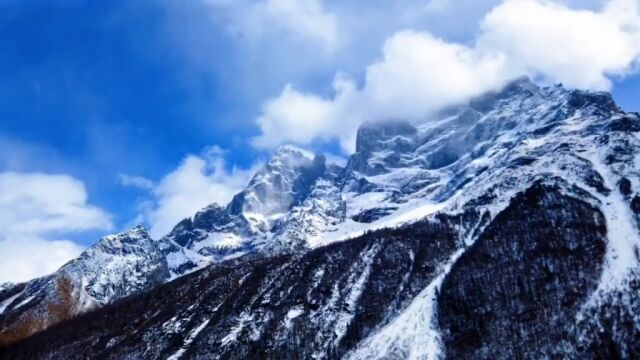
[[332, 244, 381, 346], [312, 197, 452, 247], [11, 295, 35, 310], [166, 247, 211, 280], [347, 249, 464, 360], [221, 312, 254, 346], [283, 306, 304, 329], [585, 151, 640, 291], [0, 290, 24, 314], [193, 232, 243, 251], [167, 319, 210, 360]]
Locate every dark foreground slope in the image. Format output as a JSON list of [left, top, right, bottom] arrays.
[[0, 213, 468, 360], [3, 181, 634, 360]]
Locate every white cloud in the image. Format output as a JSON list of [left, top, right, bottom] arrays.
[[0, 173, 113, 236], [264, 0, 340, 51], [0, 237, 84, 284], [251, 0, 640, 153], [478, 0, 640, 90], [362, 31, 508, 121], [204, 0, 340, 52], [118, 173, 155, 190], [144, 147, 259, 238], [251, 79, 356, 150], [253, 31, 509, 152], [0, 172, 113, 283]]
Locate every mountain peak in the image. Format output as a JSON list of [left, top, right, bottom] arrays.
[[273, 144, 314, 159], [101, 225, 150, 243], [227, 145, 328, 223], [504, 76, 539, 93], [355, 120, 417, 154], [566, 88, 618, 113]]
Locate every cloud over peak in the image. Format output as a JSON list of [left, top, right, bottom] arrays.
[[251, 0, 640, 153]]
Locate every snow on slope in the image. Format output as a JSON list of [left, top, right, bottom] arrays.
[[167, 319, 211, 360], [583, 148, 640, 291], [347, 249, 464, 360], [0, 291, 23, 315]]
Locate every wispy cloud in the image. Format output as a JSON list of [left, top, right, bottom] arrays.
[[117, 173, 155, 190], [202, 0, 340, 52]]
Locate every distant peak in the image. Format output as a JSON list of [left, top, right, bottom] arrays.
[[128, 225, 149, 234], [198, 203, 224, 213], [260, 145, 319, 173], [102, 225, 151, 242], [355, 120, 417, 153], [567, 89, 618, 112], [506, 76, 539, 92], [469, 76, 541, 113], [273, 144, 315, 160]]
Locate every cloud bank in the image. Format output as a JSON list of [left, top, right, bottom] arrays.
[[252, 0, 640, 153], [0, 172, 113, 283]]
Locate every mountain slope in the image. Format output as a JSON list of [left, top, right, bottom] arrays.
[[0, 227, 167, 346], [1, 181, 632, 359], [1, 78, 640, 357]]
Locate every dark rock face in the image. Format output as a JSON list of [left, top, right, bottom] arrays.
[[165, 204, 251, 251], [609, 116, 640, 133], [351, 207, 398, 223], [631, 196, 640, 214], [355, 120, 418, 154], [567, 90, 618, 114], [619, 177, 632, 197], [438, 183, 607, 359]]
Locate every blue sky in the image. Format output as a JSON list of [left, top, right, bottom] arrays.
[[1, 1, 257, 223], [1, 0, 640, 282]]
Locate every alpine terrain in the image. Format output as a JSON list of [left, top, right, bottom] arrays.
[[1, 78, 640, 359]]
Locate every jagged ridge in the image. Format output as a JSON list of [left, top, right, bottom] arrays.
[[2, 78, 640, 358]]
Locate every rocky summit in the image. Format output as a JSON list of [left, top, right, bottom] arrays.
[[1, 78, 640, 359]]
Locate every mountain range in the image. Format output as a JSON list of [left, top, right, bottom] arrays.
[[1, 78, 639, 359]]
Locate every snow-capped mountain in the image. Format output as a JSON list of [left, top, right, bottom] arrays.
[[0, 226, 168, 346], [2, 78, 640, 358], [159, 145, 345, 279]]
